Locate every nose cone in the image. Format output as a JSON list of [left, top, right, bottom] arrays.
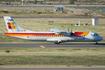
[[99, 36, 103, 41]]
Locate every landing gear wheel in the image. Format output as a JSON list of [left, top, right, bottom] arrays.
[[55, 42, 60, 45], [96, 41, 98, 44]]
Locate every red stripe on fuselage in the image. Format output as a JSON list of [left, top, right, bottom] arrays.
[[4, 33, 57, 35], [72, 32, 83, 35]]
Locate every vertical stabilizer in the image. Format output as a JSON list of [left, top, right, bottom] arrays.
[[4, 16, 26, 33]]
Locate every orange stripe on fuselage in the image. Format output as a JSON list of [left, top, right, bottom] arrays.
[[4, 33, 62, 37], [4, 32, 89, 37], [81, 32, 89, 36]]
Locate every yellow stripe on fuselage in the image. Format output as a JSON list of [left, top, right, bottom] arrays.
[[4, 34, 67, 37]]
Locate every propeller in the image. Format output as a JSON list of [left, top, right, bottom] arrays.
[[70, 29, 73, 36], [68, 28, 73, 37], [68, 28, 69, 32], [71, 29, 72, 33], [71, 29, 73, 34]]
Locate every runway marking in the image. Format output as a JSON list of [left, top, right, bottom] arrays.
[[39, 45, 46, 48]]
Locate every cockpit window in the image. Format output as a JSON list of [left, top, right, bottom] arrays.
[[94, 33, 99, 36]]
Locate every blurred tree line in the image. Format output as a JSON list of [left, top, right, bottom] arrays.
[[69, 0, 77, 4], [0, 0, 101, 5], [0, 0, 21, 2]]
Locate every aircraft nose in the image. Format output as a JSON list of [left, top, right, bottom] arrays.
[[99, 36, 103, 41]]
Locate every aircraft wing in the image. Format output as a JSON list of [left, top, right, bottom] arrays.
[[50, 28, 66, 34], [50, 28, 71, 36]]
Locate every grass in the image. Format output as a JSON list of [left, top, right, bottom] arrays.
[[0, 54, 105, 66], [0, 18, 105, 43], [0, 47, 105, 52], [0, 9, 70, 17], [0, 47, 105, 66]]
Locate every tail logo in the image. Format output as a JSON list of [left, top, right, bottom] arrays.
[[7, 22, 16, 29]]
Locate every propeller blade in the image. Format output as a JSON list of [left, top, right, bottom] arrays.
[[71, 29, 72, 33], [68, 28, 69, 32]]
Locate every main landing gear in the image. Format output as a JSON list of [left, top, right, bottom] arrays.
[[55, 42, 60, 45]]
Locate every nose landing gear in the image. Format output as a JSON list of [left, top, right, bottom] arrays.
[[96, 41, 98, 44]]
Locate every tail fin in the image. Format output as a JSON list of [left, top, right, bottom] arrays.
[[4, 16, 25, 33], [4, 16, 34, 33]]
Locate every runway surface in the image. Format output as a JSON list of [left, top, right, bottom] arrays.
[[1, 67, 105, 70], [0, 43, 105, 48]]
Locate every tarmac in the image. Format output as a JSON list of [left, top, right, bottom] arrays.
[[0, 43, 105, 48]]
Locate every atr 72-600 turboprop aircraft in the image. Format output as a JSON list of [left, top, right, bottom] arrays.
[[4, 16, 103, 44]]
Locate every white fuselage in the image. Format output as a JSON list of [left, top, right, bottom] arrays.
[[3, 16, 103, 44], [4, 32, 103, 43]]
